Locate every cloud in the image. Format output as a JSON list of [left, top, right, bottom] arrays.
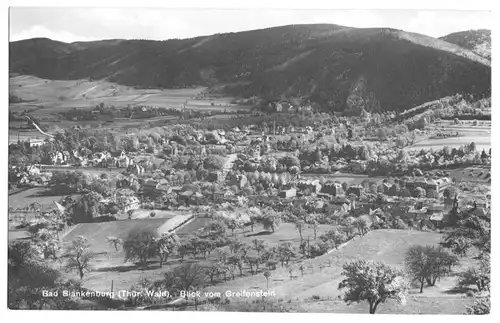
[[403, 11, 492, 37], [10, 25, 96, 43], [8, 9, 493, 42]]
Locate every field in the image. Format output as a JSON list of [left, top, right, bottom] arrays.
[[429, 165, 491, 184], [8, 188, 76, 237], [8, 187, 71, 211], [203, 229, 480, 314], [407, 121, 491, 151], [59, 218, 173, 292], [63, 218, 172, 253], [9, 75, 251, 112], [59, 216, 333, 293], [294, 296, 474, 314], [9, 75, 254, 141], [300, 172, 385, 186]]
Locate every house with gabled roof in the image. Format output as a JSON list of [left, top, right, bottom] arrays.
[[279, 188, 296, 199], [321, 182, 342, 196], [383, 182, 392, 195], [297, 179, 322, 194], [426, 178, 438, 191], [415, 177, 427, 188], [347, 185, 363, 197]]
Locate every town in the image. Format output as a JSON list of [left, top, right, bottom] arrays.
[[8, 92, 491, 312]]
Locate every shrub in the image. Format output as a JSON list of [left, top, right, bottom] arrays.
[[465, 296, 490, 315], [308, 242, 330, 257]]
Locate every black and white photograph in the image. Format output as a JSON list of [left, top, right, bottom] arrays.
[[6, 2, 493, 316]]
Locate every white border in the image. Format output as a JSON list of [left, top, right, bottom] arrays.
[[2, 1, 497, 323]]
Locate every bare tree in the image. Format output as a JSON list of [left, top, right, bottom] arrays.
[[106, 236, 123, 252], [63, 236, 94, 280]]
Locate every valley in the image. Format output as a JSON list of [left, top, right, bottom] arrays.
[[8, 21, 491, 315]]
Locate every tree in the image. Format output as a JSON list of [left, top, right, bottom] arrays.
[[205, 265, 219, 284], [441, 234, 474, 258], [307, 217, 319, 239], [321, 230, 347, 249], [468, 142, 476, 153], [251, 239, 266, 257], [224, 217, 244, 235], [376, 128, 387, 141], [263, 270, 271, 289], [260, 211, 281, 233], [154, 232, 180, 268], [343, 216, 356, 239], [354, 218, 368, 236], [68, 191, 103, 223], [457, 255, 490, 292], [203, 220, 227, 238], [172, 263, 206, 298], [228, 254, 245, 277], [106, 236, 123, 252], [277, 242, 295, 267], [62, 236, 94, 280], [404, 245, 455, 293], [123, 229, 157, 266], [294, 220, 305, 241], [8, 241, 76, 309], [338, 260, 408, 314], [49, 171, 86, 194], [395, 136, 407, 148], [203, 155, 224, 170]]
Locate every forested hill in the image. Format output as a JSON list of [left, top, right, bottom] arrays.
[[10, 24, 491, 111], [440, 29, 491, 60]]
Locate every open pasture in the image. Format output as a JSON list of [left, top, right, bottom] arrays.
[[406, 121, 491, 151], [8, 187, 71, 212], [204, 229, 480, 314], [9, 75, 251, 114], [60, 216, 332, 293], [408, 135, 490, 151]]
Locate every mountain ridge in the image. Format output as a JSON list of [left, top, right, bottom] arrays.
[[439, 29, 491, 60], [9, 24, 491, 111]]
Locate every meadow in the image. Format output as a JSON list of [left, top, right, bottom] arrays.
[[204, 229, 480, 314], [8, 187, 72, 211], [59, 216, 332, 293], [9, 75, 251, 113], [9, 75, 253, 141], [406, 120, 491, 151]]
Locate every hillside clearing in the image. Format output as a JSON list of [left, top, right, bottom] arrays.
[[203, 229, 478, 313]]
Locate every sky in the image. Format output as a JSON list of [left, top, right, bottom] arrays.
[[9, 7, 492, 43]]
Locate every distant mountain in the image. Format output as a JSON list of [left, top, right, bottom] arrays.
[[440, 29, 491, 60], [9, 24, 491, 112]]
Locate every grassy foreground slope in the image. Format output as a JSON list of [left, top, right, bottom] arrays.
[[209, 229, 477, 314]]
